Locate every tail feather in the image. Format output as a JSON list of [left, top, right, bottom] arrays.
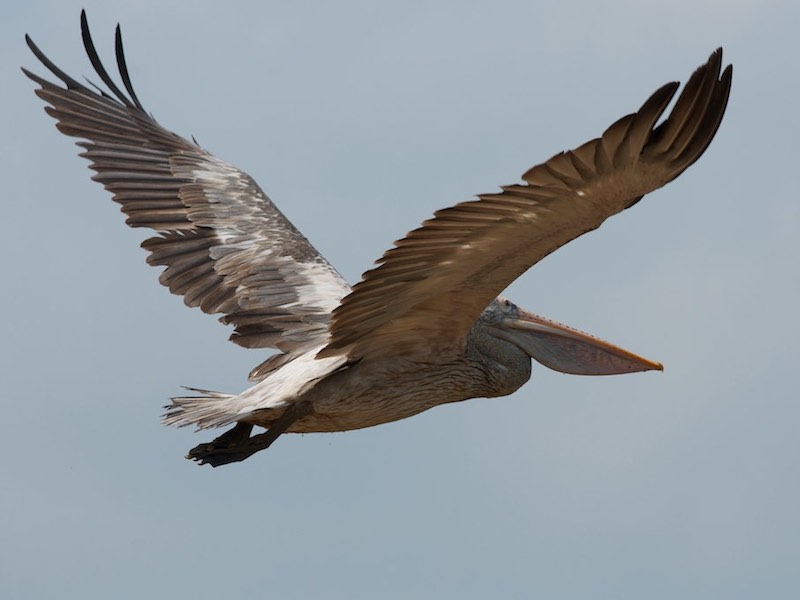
[[162, 387, 238, 430]]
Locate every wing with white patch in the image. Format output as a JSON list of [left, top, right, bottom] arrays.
[[24, 12, 351, 378]]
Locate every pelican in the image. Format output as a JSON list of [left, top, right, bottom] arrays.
[[25, 12, 731, 466]]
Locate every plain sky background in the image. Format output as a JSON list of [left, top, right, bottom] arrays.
[[2, 1, 798, 598]]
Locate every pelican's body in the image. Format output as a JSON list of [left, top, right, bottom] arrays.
[[25, 13, 732, 465], [201, 297, 656, 436], [252, 349, 502, 434], [217, 300, 537, 434]]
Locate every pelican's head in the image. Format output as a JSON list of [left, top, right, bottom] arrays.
[[480, 296, 663, 375]]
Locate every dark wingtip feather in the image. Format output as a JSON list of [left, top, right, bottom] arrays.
[[653, 48, 728, 156], [115, 23, 145, 110], [676, 61, 732, 172], [26, 11, 149, 115], [642, 47, 731, 184], [24, 32, 83, 89], [80, 10, 133, 107]]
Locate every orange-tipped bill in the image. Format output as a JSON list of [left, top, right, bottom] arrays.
[[495, 307, 663, 375]]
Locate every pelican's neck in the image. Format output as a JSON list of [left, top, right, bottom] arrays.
[[464, 323, 532, 398]]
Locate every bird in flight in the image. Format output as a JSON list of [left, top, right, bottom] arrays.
[[24, 11, 731, 466]]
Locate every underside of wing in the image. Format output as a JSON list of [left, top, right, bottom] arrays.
[[24, 11, 351, 379], [322, 49, 732, 362]]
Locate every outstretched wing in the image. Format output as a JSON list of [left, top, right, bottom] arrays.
[[323, 50, 731, 361], [24, 11, 350, 379]]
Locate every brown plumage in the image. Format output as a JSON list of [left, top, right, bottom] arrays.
[[25, 11, 731, 466]]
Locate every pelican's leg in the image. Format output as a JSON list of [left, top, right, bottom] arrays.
[[187, 401, 313, 467]]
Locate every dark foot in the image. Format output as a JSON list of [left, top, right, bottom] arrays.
[[187, 441, 260, 467], [187, 422, 256, 467], [187, 401, 313, 467]]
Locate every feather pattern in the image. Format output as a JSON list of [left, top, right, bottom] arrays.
[[322, 50, 731, 361], [23, 12, 350, 380]]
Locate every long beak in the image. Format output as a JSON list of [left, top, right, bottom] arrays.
[[497, 308, 663, 375]]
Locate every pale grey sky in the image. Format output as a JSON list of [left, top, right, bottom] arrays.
[[3, 1, 798, 598]]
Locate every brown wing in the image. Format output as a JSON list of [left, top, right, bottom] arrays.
[[322, 49, 731, 361], [24, 12, 350, 380]]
